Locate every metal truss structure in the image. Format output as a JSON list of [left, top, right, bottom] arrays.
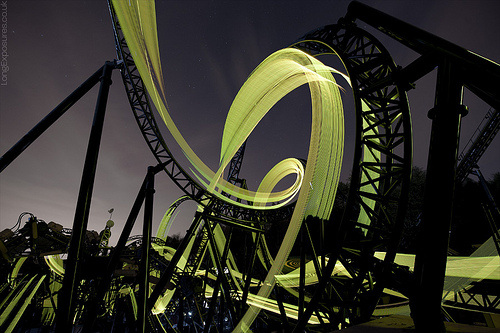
[[456, 108, 500, 184], [444, 281, 500, 314], [0, 1, 499, 332], [109, 1, 413, 330]]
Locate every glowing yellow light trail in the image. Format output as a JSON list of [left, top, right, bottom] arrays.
[[27, 0, 498, 325], [33, 2, 498, 331], [110, 0, 347, 330], [111, 0, 345, 211]]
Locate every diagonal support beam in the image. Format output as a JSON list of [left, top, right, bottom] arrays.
[[0, 64, 109, 172], [55, 60, 116, 333]]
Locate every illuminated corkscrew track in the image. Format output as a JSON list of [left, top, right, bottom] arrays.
[[109, 2, 297, 225], [107, 0, 412, 331], [0, 1, 417, 332], [18, 0, 500, 332], [2, 0, 500, 332]]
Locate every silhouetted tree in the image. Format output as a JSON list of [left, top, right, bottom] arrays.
[[165, 233, 184, 249], [451, 171, 500, 255]]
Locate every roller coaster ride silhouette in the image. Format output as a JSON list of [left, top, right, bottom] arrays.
[[0, 1, 499, 332]]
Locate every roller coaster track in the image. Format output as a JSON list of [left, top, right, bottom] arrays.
[[109, 4, 294, 226], [292, 21, 413, 250], [108, 0, 412, 330], [109, 0, 412, 239], [0, 1, 415, 332], [4, 0, 500, 330], [456, 108, 500, 184]]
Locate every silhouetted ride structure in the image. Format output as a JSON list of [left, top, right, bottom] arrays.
[[1, 1, 499, 332]]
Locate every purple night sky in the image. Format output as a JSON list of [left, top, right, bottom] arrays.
[[1, 0, 499, 244]]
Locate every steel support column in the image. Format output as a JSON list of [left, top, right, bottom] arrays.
[[82, 174, 148, 333], [55, 61, 115, 333], [204, 268, 222, 333], [82, 163, 165, 332], [205, 222, 237, 321], [299, 225, 306, 318], [148, 212, 204, 310], [273, 287, 290, 332], [240, 231, 259, 316], [137, 166, 156, 333], [411, 59, 465, 332]]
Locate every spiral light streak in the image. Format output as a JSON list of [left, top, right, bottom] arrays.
[[111, 0, 345, 211], [2, 2, 499, 332], [37, 1, 398, 330], [110, 0, 349, 330]]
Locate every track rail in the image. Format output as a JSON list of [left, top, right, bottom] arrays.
[[109, 3, 411, 231], [109, 2, 296, 225], [289, 23, 412, 329], [456, 108, 500, 184], [108, 1, 412, 329]]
